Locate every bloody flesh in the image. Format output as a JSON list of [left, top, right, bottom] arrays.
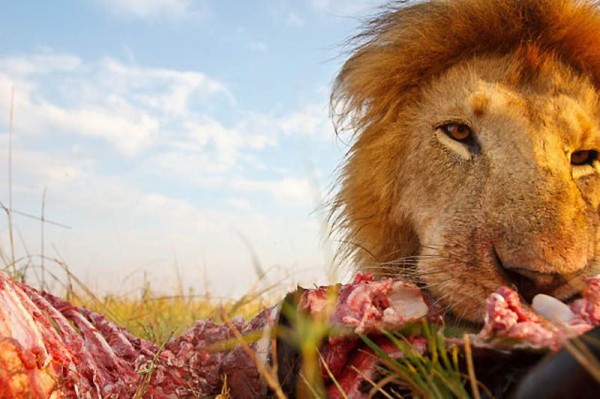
[[0, 271, 598, 398]]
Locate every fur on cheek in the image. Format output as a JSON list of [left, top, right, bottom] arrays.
[[418, 223, 503, 322]]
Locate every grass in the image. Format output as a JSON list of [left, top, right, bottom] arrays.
[[360, 323, 476, 399], [73, 286, 269, 343]]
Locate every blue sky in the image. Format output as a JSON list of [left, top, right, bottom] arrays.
[[0, 0, 382, 298]]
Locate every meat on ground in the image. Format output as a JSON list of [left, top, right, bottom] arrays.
[[0, 271, 598, 398]]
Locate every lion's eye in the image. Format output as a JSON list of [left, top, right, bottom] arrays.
[[435, 122, 479, 159], [571, 150, 598, 166], [440, 123, 473, 142]]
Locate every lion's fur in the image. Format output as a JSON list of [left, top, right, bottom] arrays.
[[332, 0, 600, 322]]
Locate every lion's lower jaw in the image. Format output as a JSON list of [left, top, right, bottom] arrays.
[[420, 266, 501, 324], [433, 288, 488, 324]]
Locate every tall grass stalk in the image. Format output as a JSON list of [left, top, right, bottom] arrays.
[[221, 308, 287, 399], [361, 322, 473, 399], [7, 86, 15, 274]]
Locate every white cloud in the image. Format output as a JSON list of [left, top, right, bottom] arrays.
[[279, 103, 331, 138], [266, 1, 305, 28], [100, 58, 232, 102], [36, 102, 159, 156], [247, 41, 268, 53], [0, 52, 232, 157], [0, 52, 81, 76], [309, 0, 381, 15], [232, 177, 314, 205], [226, 197, 252, 211], [0, 51, 334, 203], [144, 150, 317, 206], [94, 0, 204, 21], [6, 148, 91, 186], [285, 13, 305, 27]]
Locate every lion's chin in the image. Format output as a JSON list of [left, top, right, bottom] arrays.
[[423, 280, 490, 325], [416, 259, 499, 324]]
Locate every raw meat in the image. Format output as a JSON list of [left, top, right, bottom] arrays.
[[1, 270, 599, 398], [477, 277, 600, 351], [0, 272, 279, 398]]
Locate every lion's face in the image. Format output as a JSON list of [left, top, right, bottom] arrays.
[[341, 53, 600, 322], [401, 55, 600, 321]]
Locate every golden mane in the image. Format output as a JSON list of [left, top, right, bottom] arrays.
[[331, 0, 600, 267]]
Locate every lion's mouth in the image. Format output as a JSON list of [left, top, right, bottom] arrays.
[[491, 247, 583, 304]]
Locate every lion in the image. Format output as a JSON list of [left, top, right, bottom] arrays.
[[331, 0, 600, 323]]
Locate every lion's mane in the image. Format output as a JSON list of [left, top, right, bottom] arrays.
[[331, 0, 600, 268]]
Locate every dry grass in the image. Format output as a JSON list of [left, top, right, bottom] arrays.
[[71, 286, 270, 343]]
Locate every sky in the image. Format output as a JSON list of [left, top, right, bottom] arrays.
[[0, 0, 384, 299]]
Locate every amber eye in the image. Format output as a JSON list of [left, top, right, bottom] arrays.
[[571, 150, 598, 166], [440, 123, 473, 142]]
